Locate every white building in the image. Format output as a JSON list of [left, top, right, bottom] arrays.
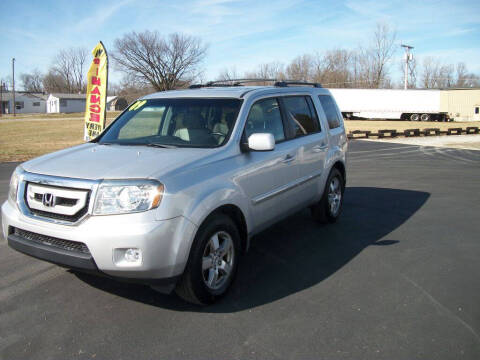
[[106, 96, 128, 111], [0, 92, 47, 114], [47, 93, 86, 113]]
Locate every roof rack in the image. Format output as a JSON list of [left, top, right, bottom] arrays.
[[274, 80, 322, 88], [189, 79, 276, 89], [188, 79, 322, 89]]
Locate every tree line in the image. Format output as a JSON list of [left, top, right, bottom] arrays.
[[11, 23, 480, 96]]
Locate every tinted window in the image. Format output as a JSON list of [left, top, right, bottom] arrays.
[[283, 96, 319, 137], [245, 98, 285, 142], [318, 95, 342, 129]]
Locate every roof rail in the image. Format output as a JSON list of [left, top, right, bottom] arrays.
[[274, 80, 322, 88], [189, 79, 276, 89], [188, 79, 322, 89]]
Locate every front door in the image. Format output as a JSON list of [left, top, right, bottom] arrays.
[[235, 97, 299, 230]]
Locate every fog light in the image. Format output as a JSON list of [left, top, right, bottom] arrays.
[[113, 248, 143, 267], [125, 248, 141, 262]]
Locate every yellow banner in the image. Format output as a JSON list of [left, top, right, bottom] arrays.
[[84, 42, 108, 141]]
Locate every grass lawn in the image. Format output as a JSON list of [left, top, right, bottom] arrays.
[[1, 114, 479, 162]]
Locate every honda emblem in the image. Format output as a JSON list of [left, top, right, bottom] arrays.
[[42, 193, 55, 207]]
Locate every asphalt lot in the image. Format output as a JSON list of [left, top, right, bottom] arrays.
[[1, 140, 479, 360]]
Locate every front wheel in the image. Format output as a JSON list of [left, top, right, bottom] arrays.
[[175, 214, 240, 305], [311, 168, 345, 224]]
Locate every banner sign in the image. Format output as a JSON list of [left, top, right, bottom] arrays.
[[84, 41, 108, 141]]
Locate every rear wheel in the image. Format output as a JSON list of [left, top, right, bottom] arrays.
[[175, 214, 240, 305], [311, 168, 344, 224]]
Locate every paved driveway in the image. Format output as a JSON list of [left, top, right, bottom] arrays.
[[1, 141, 479, 359]]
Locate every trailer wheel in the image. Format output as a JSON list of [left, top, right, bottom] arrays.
[[420, 114, 430, 121], [410, 113, 420, 121]]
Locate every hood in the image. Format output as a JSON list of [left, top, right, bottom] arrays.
[[21, 143, 216, 180]]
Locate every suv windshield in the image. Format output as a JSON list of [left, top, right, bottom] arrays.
[[98, 98, 242, 148]]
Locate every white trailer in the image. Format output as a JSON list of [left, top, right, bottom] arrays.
[[328, 88, 449, 121]]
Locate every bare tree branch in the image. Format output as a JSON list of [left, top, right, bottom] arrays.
[[113, 31, 208, 91]]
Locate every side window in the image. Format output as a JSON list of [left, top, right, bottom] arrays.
[[282, 96, 319, 137], [245, 98, 285, 143], [318, 95, 343, 129]]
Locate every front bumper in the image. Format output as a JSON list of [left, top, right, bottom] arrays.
[[2, 200, 197, 281]]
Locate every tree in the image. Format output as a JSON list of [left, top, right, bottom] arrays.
[[113, 31, 208, 91], [216, 67, 240, 81], [421, 58, 456, 88], [370, 23, 396, 87], [455, 62, 480, 87], [20, 69, 43, 92], [285, 55, 313, 81], [312, 49, 353, 87], [44, 47, 87, 93], [43, 69, 69, 93]]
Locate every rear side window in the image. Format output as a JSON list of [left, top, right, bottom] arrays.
[[318, 95, 343, 129], [283, 96, 319, 137], [245, 98, 285, 143]]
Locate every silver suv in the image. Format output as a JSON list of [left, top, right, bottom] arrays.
[[2, 81, 347, 304]]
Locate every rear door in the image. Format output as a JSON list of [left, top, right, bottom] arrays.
[[279, 95, 328, 204]]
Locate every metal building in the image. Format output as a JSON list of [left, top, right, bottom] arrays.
[[440, 88, 480, 121]]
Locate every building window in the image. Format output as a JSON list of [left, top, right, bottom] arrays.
[[60, 99, 67, 107], [33, 102, 40, 107], [475, 107, 479, 114], [15, 101, 24, 109]]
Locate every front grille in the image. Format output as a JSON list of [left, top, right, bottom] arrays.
[[33, 193, 78, 207], [13, 227, 91, 255], [25, 184, 91, 223]]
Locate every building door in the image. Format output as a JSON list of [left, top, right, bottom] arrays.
[[474, 106, 480, 121]]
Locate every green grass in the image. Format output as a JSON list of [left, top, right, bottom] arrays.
[[1, 116, 479, 162]]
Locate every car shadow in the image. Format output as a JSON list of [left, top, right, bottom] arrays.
[[73, 186, 429, 312]]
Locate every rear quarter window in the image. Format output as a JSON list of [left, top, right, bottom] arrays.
[[282, 96, 320, 137], [318, 95, 343, 130]]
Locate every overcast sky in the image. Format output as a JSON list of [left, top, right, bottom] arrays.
[[1, 0, 479, 89]]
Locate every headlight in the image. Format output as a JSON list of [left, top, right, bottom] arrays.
[[93, 180, 164, 215], [8, 167, 21, 204]]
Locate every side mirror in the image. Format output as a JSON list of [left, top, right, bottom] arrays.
[[247, 133, 275, 151]]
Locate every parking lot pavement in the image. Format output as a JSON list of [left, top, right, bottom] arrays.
[[365, 134, 480, 150], [1, 141, 479, 360]]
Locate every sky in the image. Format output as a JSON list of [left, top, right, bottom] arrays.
[[1, 0, 479, 89]]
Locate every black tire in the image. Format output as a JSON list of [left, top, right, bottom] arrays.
[[175, 214, 240, 305], [311, 168, 345, 224]]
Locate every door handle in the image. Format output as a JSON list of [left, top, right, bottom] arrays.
[[313, 143, 327, 152], [282, 154, 296, 163]]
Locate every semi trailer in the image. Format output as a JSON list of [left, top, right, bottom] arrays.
[[329, 88, 449, 122]]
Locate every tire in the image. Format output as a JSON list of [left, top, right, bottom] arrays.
[[420, 113, 430, 122], [175, 214, 240, 305], [311, 168, 345, 224], [410, 113, 420, 121]]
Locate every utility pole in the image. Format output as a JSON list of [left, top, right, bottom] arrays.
[[0, 82, 3, 117], [401, 44, 414, 90], [12, 58, 16, 116]]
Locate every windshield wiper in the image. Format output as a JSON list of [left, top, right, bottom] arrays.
[[145, 143, 177, 149]]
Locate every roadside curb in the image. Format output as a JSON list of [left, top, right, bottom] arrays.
[[347, 126, 480, 139]]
